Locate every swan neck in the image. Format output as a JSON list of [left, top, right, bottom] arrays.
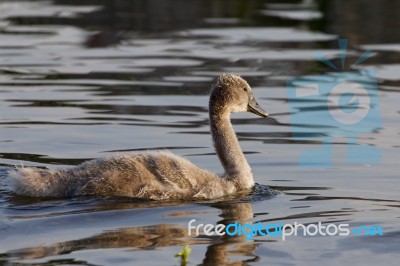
[[210, 110, 253, 187]]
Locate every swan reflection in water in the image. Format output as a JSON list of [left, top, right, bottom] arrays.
[[8, 202, 271, 265]]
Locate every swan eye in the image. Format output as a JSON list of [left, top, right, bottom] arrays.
[[243, 88, 248, 92]]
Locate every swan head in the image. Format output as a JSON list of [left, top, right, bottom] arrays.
[[210, 74, 269, 118]]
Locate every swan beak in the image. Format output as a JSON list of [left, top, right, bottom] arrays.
[[248, 97, 269, 118]]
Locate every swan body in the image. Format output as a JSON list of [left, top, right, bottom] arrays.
[[9, 74, 269, 200]]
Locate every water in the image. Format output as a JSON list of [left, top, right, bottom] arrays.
[[0, 0, 399, 265]]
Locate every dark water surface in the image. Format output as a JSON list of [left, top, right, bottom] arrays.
[[0, 0, 399, 265]]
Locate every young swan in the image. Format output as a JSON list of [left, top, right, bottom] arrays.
[[9, 74, 269, 200]]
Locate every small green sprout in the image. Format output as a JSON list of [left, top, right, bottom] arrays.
[[175, 245, 191, 266]]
